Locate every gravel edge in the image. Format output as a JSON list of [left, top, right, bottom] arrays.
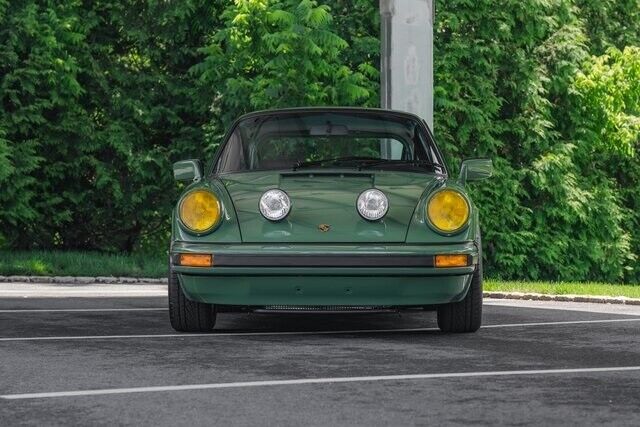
[[0, 276, 638, 305], [0, 275, 167, 285], [484, 291, 640, 306]]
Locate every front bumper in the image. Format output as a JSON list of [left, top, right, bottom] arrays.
[[171, 242, 478, 306]]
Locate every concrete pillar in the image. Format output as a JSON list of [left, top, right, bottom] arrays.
[[380, 0, 434, 130]]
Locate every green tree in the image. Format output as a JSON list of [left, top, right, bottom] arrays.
[[569, 47, 640, 279], [433, 0, 640, 281], [576, 0, 640, 54], [0, 0, 83, 247], [0, 0, 221, 252], [193, 0, 378, 140]]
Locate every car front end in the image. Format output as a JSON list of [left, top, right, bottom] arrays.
[[169, 108, 491, 332]]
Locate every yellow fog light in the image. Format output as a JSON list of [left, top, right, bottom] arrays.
[[427, 189, 470, 233], [435, 254, 470, 268], [178, 253, 213, 267], [179, 189, 221, 233]]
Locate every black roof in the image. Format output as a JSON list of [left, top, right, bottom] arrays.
[[237, 107, 428, 126]]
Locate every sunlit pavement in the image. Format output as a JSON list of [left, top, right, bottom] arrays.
[[0, 285, 639, 426]]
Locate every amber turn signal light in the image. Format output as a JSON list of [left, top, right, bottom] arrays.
[[178, 253, 213, 267], [434, 254, 470, 268]]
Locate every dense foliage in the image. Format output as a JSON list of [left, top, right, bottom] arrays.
[[0, 0, 638, 282], [433, 0, 640, 282], [0, 0, 223, 251]]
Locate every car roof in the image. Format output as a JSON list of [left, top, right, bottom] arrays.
[[237, 107, 428, 126]]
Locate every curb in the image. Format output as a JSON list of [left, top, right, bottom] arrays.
[[484, 291, 640, 306], [0, 275, 167, 285]]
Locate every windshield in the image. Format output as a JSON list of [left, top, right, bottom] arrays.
[[214, 111, 444, 174]]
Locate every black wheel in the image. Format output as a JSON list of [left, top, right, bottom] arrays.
[[168, 265, 216, 332], [437, 238, 483, 333]]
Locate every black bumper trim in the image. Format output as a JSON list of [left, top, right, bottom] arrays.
[[210, 254, 437, 268]]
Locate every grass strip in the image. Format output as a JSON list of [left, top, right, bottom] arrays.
[[0, 251, 166, 278], [486, 280, 640, 299]]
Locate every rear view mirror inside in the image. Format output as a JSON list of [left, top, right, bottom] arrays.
[[309, 124, 349, 136]]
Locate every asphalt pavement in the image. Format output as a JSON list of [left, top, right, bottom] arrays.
[[0, 285, 639, 426]]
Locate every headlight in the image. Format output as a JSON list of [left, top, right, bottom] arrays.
[[357, 189, 389, 221], [427, 189, 470, 233], [260, 189, 291, 221], [179, 190, 222, 233]]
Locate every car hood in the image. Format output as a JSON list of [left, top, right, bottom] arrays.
[[218, 170, 442, 243]]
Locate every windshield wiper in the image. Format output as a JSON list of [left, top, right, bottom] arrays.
[[293, 156, 380, 171], [357, 160, 444, 173]]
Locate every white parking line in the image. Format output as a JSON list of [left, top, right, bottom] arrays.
[[0, 327, 438, 341], [482, 318, 640, 328], [3, 366, 639, 400], [0, 308, 165, 313], [0, 318, 638, 342]]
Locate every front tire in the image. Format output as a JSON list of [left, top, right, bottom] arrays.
[[437, 255, 483, 333], [168, 266, 216, 332]]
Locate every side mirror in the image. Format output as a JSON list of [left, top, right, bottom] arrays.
[[173, 159, 202, 182], [459, 158, 492, 184]]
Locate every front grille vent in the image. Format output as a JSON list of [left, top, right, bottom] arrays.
[[256, 305, 395, 313]]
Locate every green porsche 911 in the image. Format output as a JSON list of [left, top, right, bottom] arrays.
[[169, 107, 492, 333]]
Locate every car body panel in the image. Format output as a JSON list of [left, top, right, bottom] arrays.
[[178, 272, 473, 306], [220, 170, 440, 243]]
